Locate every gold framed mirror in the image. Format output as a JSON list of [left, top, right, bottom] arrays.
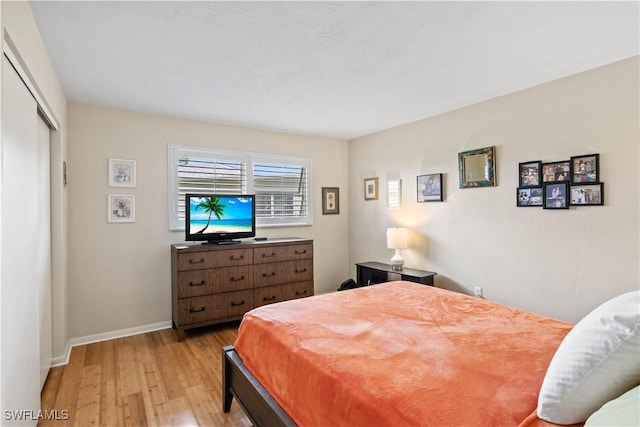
[[458, 146, 496, 188]]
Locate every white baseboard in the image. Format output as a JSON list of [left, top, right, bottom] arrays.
[[51, 321, 173, 367]]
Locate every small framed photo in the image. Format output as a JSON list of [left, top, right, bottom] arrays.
[[321, 187, 339, 214], [570, 183, 604, 206], [543, 182, 569, 209], [518, 161, 542, 188], [417, 173, 443, 202], [364, 177, 379, 201], [109, 158, 136, 187], [541, 161, 570, 183], [571, 154, 599, 184], [108, 194, 135, 222], [517, 187, 543, 207]]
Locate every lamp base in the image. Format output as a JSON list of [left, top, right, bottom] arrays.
[[390, 251, 404, 271]]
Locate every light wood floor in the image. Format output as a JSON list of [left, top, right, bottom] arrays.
[[39, 323, 252, 427]]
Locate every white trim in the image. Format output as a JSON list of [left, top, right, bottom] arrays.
[[51, 321, 172, 367], [2, 30, 60, 131]]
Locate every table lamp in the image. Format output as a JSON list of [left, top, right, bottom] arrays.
[[386, 228, 408, 271]]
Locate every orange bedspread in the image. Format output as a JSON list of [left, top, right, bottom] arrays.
[[234, 282, 573, 426]]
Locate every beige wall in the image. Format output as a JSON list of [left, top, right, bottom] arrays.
[[1, 2, 68, 358], [67, 103, 349, 339], [349, 57, 639, 323]]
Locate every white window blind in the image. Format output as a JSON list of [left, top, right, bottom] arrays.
[[168, 145, 312, 230], [176, 157, 247, 222], [253, 161, 309, 226]]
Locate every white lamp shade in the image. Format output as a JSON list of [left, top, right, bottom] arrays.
[[386, 228, 408, 249]]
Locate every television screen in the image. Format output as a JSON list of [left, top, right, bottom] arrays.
[[185, 194, 255, 243]]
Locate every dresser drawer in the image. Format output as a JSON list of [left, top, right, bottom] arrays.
[[210, 265, 253, 293], [178, 295, 218, 324], [210, 248, 253, 268], [286, 281, 314, 300], [254, 284, 288, 307], [254, 259, 313, 288], [254, 243, 313, 264], [176, 252, 211, 271], [177, 270, 214, 298], [219, 290, 254, 318], [178, 289, 254, 324], [254, 281, 314, 308]]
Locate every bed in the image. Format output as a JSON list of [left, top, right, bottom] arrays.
[[222, 281, 639, 426]]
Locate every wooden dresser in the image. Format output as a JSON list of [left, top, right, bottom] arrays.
[[171, 238, 313, 340]]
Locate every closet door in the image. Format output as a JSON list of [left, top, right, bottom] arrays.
[[1, 55, 41, 425], [37, 114, 52, 390]]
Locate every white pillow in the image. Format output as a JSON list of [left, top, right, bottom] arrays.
[[537, 290, 640, 425], [585, 385, 640, 427]]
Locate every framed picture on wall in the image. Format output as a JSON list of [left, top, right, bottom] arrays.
[[570, 183, 604, 206], [108, 158, 136, 187], [321, 187, 339, 214], [516, 187, 543, 207], [518, 161, 542, 188], [108, 194, 136, 222], [570, 154, 599, 184], [543, 182, 569, 209], [417, 173, 443, 202], [364, 177, 379, 200], [541, 161, 570, 183]]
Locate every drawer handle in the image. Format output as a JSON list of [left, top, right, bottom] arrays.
[[295, 290, 308, 296], [295, 268, 307, 274], [188, 258, 205, 264], [189, 280, 206, 287], [294, 250, 307, 255], [262, 272, 276, 278], [230, 300, 245, 307], [230, 276, 245, 282], [229, 255, 244, 261], [262, 253, 276, 258], [190, 306, 205, 313], [263, 295, 276, 301]]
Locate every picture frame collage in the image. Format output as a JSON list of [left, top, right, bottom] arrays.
[[517, 154, 603, 209], [108, 158, 136, 223]]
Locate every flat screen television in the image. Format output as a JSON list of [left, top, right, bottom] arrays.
[[185, 194, 255, 244]]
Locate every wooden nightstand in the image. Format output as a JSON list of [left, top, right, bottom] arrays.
[[356, 262, 436, 286]]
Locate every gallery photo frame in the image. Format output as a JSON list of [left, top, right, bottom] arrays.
[[570, 183, 604, 206], [518, 161, 542, 188], [107, 194, 136, 223], [543, 182, 569, 209], [516, 187, 543, 207], [108, 158, 136, 187], [417, 173, 443, 202], [364, 177, 379, 201], [541, 161, 571, 183], [321, 187, 340, 214], [570, 154, 599, 184]]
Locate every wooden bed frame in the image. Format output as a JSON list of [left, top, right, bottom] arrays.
[[222, 345, 296, 427]]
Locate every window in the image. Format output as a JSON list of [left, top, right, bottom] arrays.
[[168, 145, 312, 230]]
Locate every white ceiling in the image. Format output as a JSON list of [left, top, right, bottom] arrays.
[[30, 1, 639, 140]]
